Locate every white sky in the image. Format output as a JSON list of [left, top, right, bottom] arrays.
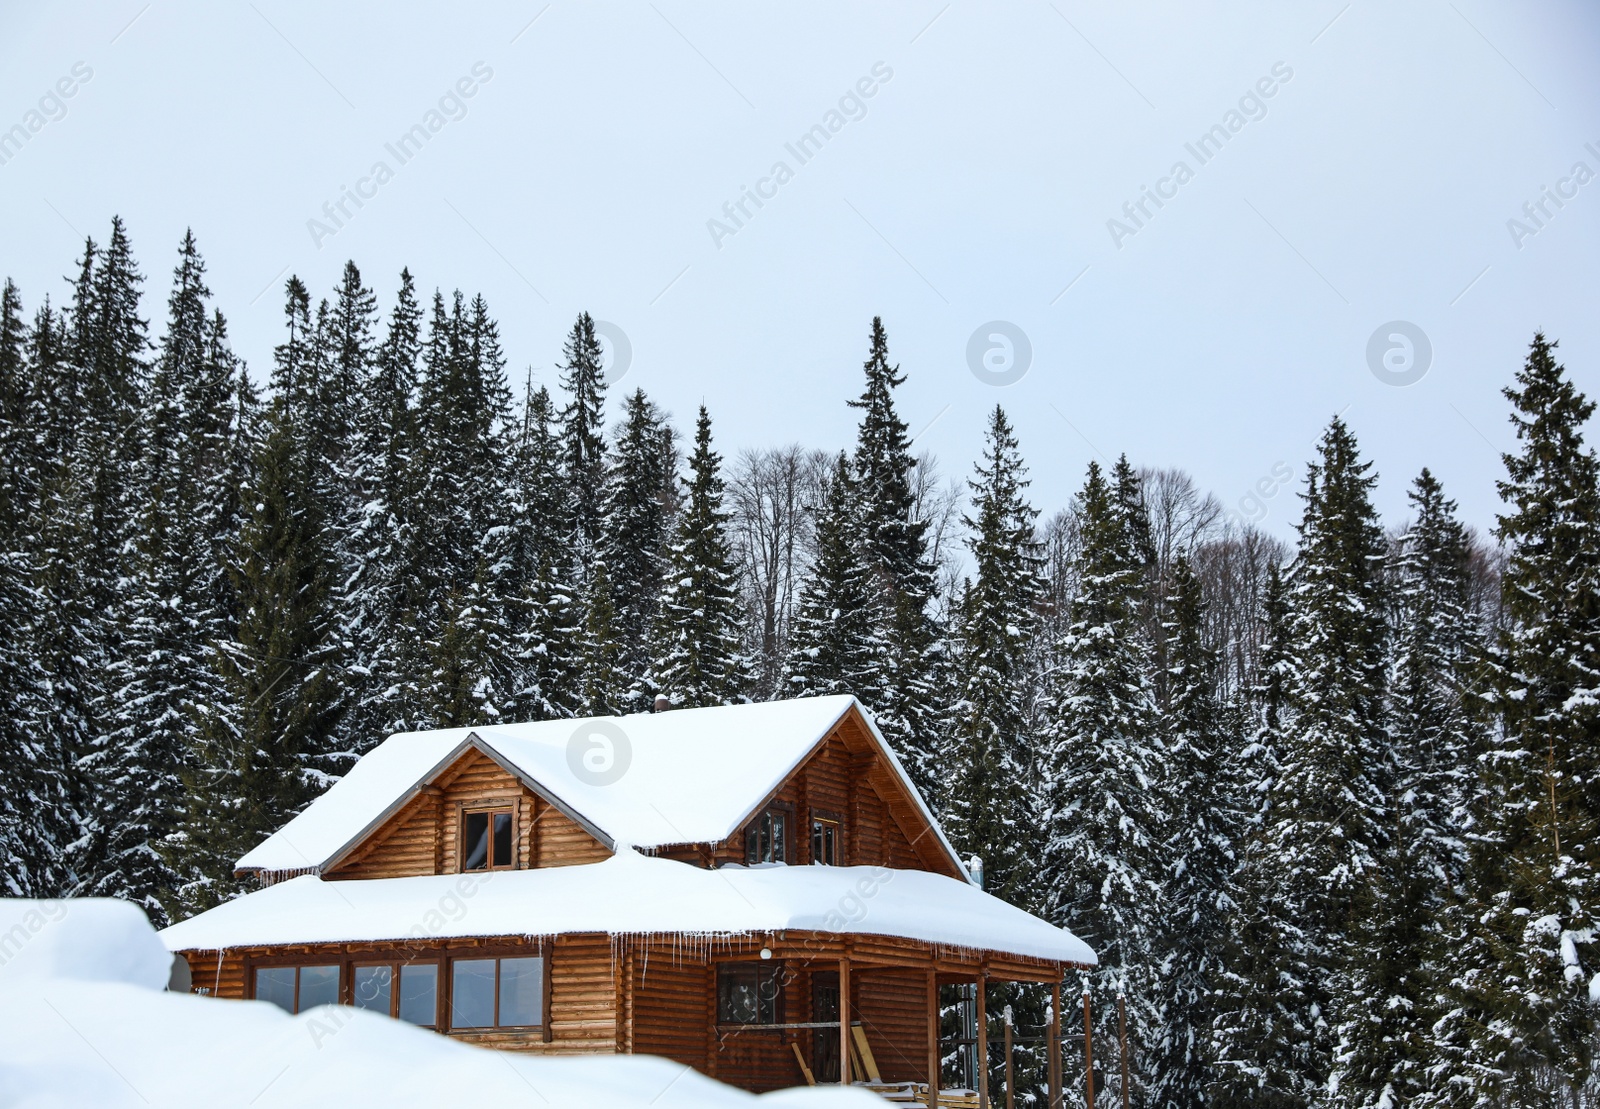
[[2, 1, 1597, 540]]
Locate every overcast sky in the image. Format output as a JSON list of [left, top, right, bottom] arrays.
[[2, 1, 1597, 539]]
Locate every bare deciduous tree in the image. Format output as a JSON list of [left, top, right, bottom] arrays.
[[726, 445, 829, 700]]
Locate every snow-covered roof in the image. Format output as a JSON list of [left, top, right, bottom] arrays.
[[237, 695, 966, 879], [163, 850, 1096, 966]]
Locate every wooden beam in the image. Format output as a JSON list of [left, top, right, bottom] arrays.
[[839, 956, 852, 1086], [1083, 992, 1094, 1109], [1004, 1010, 1015, 1109], [976, 971, 989, 1109], [1119, 992, 1129, 1109], [927, 967, 940, 1109], [1049, 980, 1062, 1109]]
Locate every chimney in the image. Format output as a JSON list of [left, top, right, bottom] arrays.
[[653, 694, 671, 713]]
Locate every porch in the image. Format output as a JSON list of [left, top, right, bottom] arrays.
[[674, 931, 1089, 1108]]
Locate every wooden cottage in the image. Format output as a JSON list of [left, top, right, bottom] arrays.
[[161, 696, 1096, 1106]]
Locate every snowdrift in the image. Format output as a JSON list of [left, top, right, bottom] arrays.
[[0, 898, 882, 1108]]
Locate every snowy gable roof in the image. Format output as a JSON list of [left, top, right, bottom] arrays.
[[165, 850, 1096, 967], [236, 695, 965, 878]]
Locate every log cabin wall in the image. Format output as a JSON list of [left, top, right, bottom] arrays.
[[322, 747, 611, 881], [699, 711, 957, 877], [626, 940, 710, 1069], [856, 968, 931, 1083], [176, 934, 618, 1054]]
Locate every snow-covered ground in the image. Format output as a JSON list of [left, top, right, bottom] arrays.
[[0, 898, 882, 1108]]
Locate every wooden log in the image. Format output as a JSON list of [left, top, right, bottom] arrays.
[[1119, 992, 1129, 1109], [839, 956, 852, 1086], [1083, 992, 1094, 1109], [976, 974, 988, 1109], [1004, 1010, 1014, 1109], [927, 968, 939, 1109], [1049, 981, 1062, 1109]]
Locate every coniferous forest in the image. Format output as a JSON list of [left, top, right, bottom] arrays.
[[2, 219, 1597, 1109]]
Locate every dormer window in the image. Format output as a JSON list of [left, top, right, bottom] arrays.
[[463, 806, 515, 871], [744, 806, 790, 865]]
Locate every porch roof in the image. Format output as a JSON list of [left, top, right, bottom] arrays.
[[161, 850, 1096, 967]]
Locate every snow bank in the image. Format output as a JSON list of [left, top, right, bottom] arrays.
[[238, 695, 964, 880], [0, 897, 884, 1108], [162, 849, 1097, 966], [0, 897, 170, 989]]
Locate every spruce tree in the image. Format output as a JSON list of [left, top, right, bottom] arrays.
[[70, 219, 151, 899], [786, 452, 884, 700], [650, 406, 748, 707], [1216, 417, 1390, 1107], [16, 293, 88, 897], [0, 281, 66, 896], [343, 269, 424, 749], [1211, 561, 1303, 1109], [580, 561, 627, 716], [1036, 456, 1167, 1104], [1151, 553, 1240, 1109], [505, 380, 582, 722], [943, 406, 1042, 907], [1444, 334, 1600, 1106], [175, 408, 343, 912], [1333, 470, 1484, 1109], [600, 388, 676, 701], [558, 311, 608, 567], [848, 317, 944, 798], [94, 233, 241, 922]]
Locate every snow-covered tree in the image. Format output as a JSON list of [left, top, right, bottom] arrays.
[[786, 452, 884, 701], [944, 406, 1041, 906], [848, 317, 945, 798], [1439, 335, 1600, 1108], [558, 312, 608, 569], [1037, 456, 1167, 1105], [1151, 553, 1241, 1109], [650, 406, 748, 707], [600, 388, 676, 701]]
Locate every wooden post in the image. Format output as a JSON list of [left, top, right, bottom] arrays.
[[839, 957, 852, 1086], [927, 968, 940, 1109], [1118, 993, 1129, 1109], [975, 974, 988, 1109], [1049, 981, 1062, 1109], [1003, 1007, 1015, 1109], [1083, 992, 1094, 1109]]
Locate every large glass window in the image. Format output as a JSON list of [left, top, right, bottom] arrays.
[[717, 962, 782, 1025], [449, 956, 544, 1030], [253, 965, 340, 1014], [463, 808, 516, 871], [353, 966, 393, 1014], [744, 809, 788, 865], [399, 963, 439, 1027]]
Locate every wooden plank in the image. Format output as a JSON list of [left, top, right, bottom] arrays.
[[852, 1024, 883, 1083], [791, 1042, 816, 1086]]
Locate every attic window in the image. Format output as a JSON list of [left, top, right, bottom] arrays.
[[462, 807, 515, 871], [744, 807, 789, 865]]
